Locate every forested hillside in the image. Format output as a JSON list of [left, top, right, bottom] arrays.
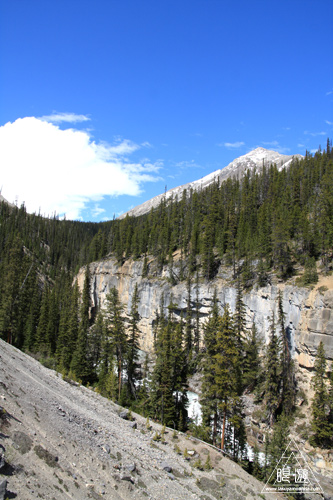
[[0, 143, 333, 465], [107, 142, 333, 282]]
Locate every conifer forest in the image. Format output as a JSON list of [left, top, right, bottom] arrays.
[[1, 143, 333, 480]]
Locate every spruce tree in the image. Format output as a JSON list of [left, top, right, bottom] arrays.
[[70, 266, 92, 383], [23, 274, 41, 352], [46, 288, 59, 356], [127, 283, 141, 400], [267, 413, 292, 481], [193, 271, 201, 355], [89, 309, 104, 382], [277, 290, 295, 414], [201, 289, 220, 445], [263, 313, 282, 425], [328, 368, 333, 443], [213, 304, 239, 452], [35, 286, 50, 354], [171, 316, 188, 430], [150, 319, 175, 426], [0, 237, 24, 345], [60, 282, 80, 373], [233, 277, 246, 393], [105, 287, 127, 400], [310, 342, 332, 447], [243, 321, 261, 391], [185, 273, 193, 361]]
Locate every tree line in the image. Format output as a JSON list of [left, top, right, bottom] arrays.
[[0, 143, 332, 475], [106, 140, 333, 283]]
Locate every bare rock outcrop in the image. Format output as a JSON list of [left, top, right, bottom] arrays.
[[77, 257, 333, 369]]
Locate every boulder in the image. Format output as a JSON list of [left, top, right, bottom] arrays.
[[161, 461, 172, 473], [124, 463, 136, 473], [120, 474, 134, 483]]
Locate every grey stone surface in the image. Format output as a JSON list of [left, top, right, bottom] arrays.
[[101, 443, 110, 454], [0, 479, 7, 500], [161, 461, 172, 473], [77, 257, 333, 367], [0, 337, 315, 500]]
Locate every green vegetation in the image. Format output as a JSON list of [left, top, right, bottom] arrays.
[[105, 142, 333, 281], [310, 341, 333, 447], [0, 144, 332, 467]]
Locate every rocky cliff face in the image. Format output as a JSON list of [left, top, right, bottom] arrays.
[[77, 256, 333, 370]]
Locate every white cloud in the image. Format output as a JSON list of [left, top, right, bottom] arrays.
[[221, 141, 245, 148], [174, 159, 201, 170], [39, 112, 91, 124], [141, 141, 153, 148], [304, 130, 326, 137], [326, 120, 333, 126], [0, 117, 161, 219]]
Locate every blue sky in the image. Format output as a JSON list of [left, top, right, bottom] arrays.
[[0, 0, 332, 221]]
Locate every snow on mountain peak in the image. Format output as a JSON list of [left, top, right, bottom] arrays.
[[118, 147, 303, 219]]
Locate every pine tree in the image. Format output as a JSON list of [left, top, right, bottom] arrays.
[[213, 304, 239, 452], [310, 342, 332, 447], [271, 209, 293, 278], [302, 256, 318, 285], [266, 413, 292, 481], [201, 289, 220, 445], [55, 276, 73, 370], [193, 271, 201, 355], [243, 321, 261, 391], [105, 287, 127, 400], [328, 368, 333, 442], [150, 319, 176, 426], [171, 316, 188, 430], [277, 290, 295, 414], [70, 266, 92, 383], [23, 272, 41, 352], [234, 276, 247, 349], [185, 273, 193, 361], [35, 286, 50, 354], [233, 277, 246, 393], [127, 283, 141, 400], [89, 309, 104, 382], [59, 282, 80, 373], [263, 313, 282, 425], [201, 213, 216, 280], [46, 288, 59, 355], [0, 237, 24, 345]]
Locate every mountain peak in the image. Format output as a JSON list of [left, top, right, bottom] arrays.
[[119, 147, 303, 219]]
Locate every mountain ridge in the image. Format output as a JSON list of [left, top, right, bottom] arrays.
[[119, 147, 303, 219]]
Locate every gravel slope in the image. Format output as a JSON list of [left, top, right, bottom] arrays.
[[0, 339, 287, 500]]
